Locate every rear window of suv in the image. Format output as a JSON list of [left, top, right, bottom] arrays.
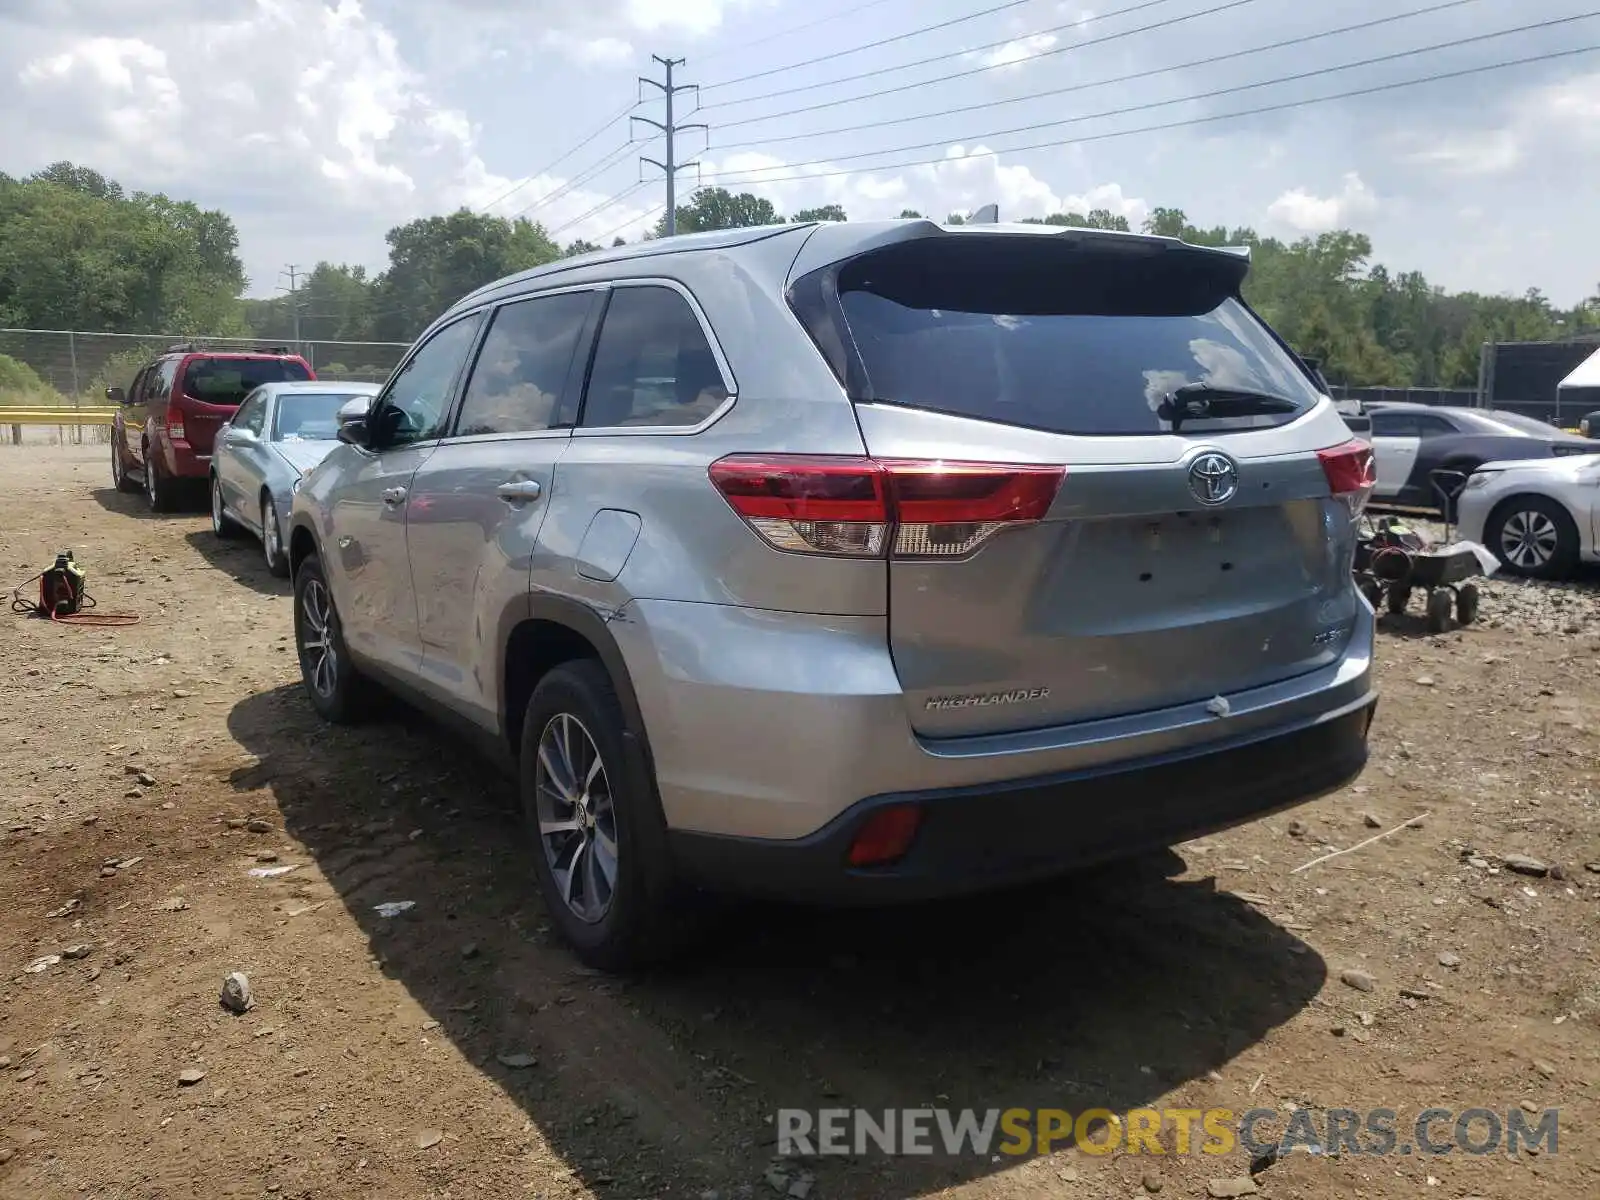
[[182, 357, 311, 406], [797, 234, 1322, 436]]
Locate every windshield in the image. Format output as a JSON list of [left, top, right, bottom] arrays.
[[824, 238, 1322, 436], [184, 357, 311, 406], [272, 392, 370, 441]]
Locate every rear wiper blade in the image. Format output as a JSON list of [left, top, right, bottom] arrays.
[[1159, 384, 1300, 432]]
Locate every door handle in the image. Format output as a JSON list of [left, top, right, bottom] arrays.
[[381, 486, 407, 506], [496, 480, 543, 503]]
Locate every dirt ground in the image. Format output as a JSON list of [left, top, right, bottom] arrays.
[[1, 442, 1598, 1200]]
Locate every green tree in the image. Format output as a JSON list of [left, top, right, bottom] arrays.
[[1021, 209, 1131, 231], [563, 239, 601, 257], [654, 187, 781, 237], [897, 209, 924, 219], [368, 208, 560, 341], [0, 353, 54, 404], [790, 204, 847, 223], [0, 164, 245, 334]]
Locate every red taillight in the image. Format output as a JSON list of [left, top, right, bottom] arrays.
[[708, 454, 1065, 559], [1317, 439, 1374, 513], [847, 803, 923, 868]]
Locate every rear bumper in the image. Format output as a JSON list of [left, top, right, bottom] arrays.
[[154, 436, 211, 479], [671, 694, 1375, 904]]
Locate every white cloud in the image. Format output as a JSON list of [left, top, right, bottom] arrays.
[[964, 34, 1059, 70], [1266, 172, 1378, 234], [1399, 130, 1520, 177], [1524, 70, 1600, 147], [540, 30, 635, 67], [696, 144, 1146, 229], [0, 0, 681, 288]]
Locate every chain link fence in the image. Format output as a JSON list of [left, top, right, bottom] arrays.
[[0, 329, 413, 447], [0, 328, 411, 405]]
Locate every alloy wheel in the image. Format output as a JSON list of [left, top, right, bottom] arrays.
[[1499, 508, 1558, 570], [263, 499, 281, 568], [211, 478, 226, 534], [299, 578, 339, 699], [533, 712, 618, 924]]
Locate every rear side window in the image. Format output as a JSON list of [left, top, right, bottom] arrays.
[[181, 357, 311, 406], [580, 286, 729, 429], [1370, 411, 1419, 437], [803, 236, 1322, 436], [455, 291, 594, 436]]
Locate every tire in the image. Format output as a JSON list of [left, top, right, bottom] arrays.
[[1425, 588, 1452, 634], [211, 475, 241, 538], [112, 435, 138, 493], [1456, 582, 1480, 626], [1359, 578, 1385, 610], [519, 659, 694, 971], [292, 554, 368, 723], [1485, 495, 1579, 580], [1385, 583, 1410, 616], [261, 494, 289, 577], [144, 445, 178, 513]]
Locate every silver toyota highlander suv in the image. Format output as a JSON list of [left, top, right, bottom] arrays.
[[287, 219, 1379, 969]]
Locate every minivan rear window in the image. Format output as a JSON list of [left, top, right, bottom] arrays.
[[183, 358, 311, 406], [807, 235, 1323, 436]]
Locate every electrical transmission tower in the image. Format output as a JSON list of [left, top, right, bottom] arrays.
[[634, 55, 705, 237], [278, 264, 304, 351]]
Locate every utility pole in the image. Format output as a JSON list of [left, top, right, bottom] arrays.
[[634, 55, 705, 238], [278, 265, 304, 353]]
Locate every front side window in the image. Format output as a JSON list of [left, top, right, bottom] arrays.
[[455, 291, 594, 437], [581, 286, 729, 429], [372, 314, 485, 448]]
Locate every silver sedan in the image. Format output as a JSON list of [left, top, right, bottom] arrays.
[[210, 381, 381, 576], [1456, 450, 1600, 579]]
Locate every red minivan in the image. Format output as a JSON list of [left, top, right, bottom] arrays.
[[110, 347, 315, 510]]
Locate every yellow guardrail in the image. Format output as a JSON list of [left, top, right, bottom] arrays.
[[1, 407, 118, 425]]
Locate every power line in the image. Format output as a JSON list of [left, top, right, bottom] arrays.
[[695, 0, 903, 64], [702, 0, 1045, 91], [700, 43, 1599, 189], [513, 139, 648, 219], [595, 204, 664, 245], [479, 98, 640, 213], [712, 0, 1487, 151], [548, 182, 651, 239], [706, 14, 1597, 177], [699, 0, 1243, 115]]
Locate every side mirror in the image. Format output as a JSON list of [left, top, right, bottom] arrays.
[[336, 398, 373, 447], [106, 386, 127, 405]]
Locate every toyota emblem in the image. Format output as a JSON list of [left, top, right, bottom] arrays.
[[1187, 451, 1239, 506]]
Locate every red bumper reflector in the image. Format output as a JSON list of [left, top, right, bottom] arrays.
[[847, 803, 923, 868]]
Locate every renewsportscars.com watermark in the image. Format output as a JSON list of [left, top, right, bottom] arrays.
[[776, 1107, 1560, 1159]]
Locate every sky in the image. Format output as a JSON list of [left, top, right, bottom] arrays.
[[1, 0, 1597, 307]]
